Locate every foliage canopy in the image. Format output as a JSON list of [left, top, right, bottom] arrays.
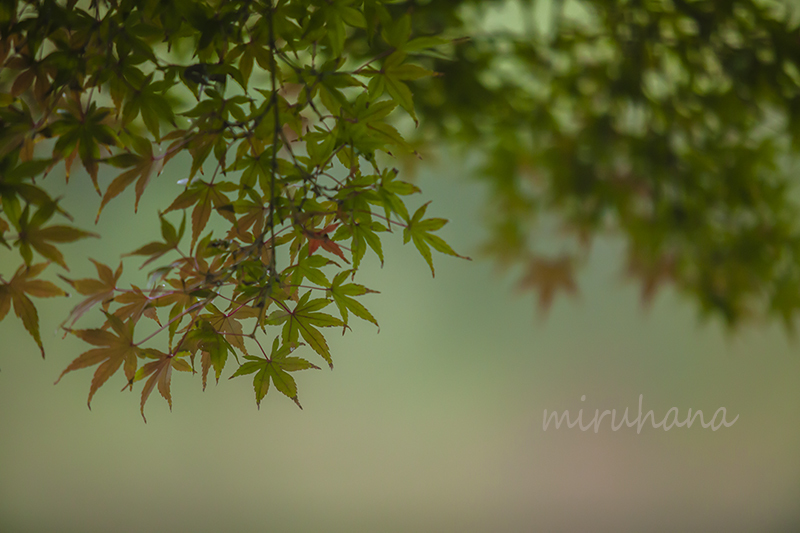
[[410, 0, 800, 327], [4, 0, 800, 418], [1, 0, 468, 419]]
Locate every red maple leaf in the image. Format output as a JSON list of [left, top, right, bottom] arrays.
[[304, 223, 348, 263]]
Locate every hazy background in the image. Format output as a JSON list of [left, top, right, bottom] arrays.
[[1, 147, 799, 533]]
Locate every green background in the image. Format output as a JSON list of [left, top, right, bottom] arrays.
[[1, 153, 799, 532]]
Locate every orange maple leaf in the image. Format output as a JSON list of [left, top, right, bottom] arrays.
[[136, 349, 193, 422], [59, 259, 122, 328], [56, 313, 141, 408], [0, 262, 66, 357]]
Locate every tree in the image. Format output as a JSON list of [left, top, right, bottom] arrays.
[[408, 0, 800, 327], [3, 0, 800, 419], [1, 0, 471, 420]]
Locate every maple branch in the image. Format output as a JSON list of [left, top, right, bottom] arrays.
[[254, 337, 270, 359], [11, 0, 472, 415], [207, 157, 224, 186], [352, 49, 395, 74], [286, 284, 328, 291], [267, 0, 280, 277], [134, 299, 208, 348]]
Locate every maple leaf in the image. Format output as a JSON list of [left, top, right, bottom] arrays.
[[288, 245, 333, 288], [769, 273, 800, 333], [59, 260, 122, 328], [121, 75, 176, 141], [113, 285, 161, 325], [56, 313, 141, 408], [0, 216, 9, 249], [403, 202, 470, 276], [124, 213, 185, 268], [0, 159, 59, 228], [478, 219, 526, 270], [0, 262, 66, 357], [625, 252, 676, 306], [371, 168, 419, 227], [178, 320, 233, 390], [152, 278, 207, 345], [363, 50, 438, 125], [96, 140, 163, 222], [518, 255, 578, 314], [13, 202, 98, 269], [163, 179, 237, 250], [229, 337, 320, 408], [201, 303, 249, 355], [134, 349, 192, 422], [305, 223, 348, 263], [225, 192, 268, 241], [266, 291, 345, 368], [328, 270, 379, 330], [50, 100, 119, 191], [333, 220, 385, 270]]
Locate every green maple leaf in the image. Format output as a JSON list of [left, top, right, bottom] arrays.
[[266, 291, 344, 368], [0, 158, 57, 221], [403, 202, 469, 277], [328, 270, 379, 330], [229, 337, 320, 408], [333, 220, 385, 270], [381, 13, 411, 49], [50, 101, 119, 191], [364, 51, 438, 124], [366, 168, 419, 227], [121, 75, 176, 141], [178, 320, 233, 390], [288, 244, 333, 288]]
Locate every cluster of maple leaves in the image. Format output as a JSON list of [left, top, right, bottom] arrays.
[[0, 0, 467, 419], [410, 0, 800, 328]]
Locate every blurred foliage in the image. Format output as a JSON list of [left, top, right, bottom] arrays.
[[404, 0, 800, 328], [3, 0, 800, 417]]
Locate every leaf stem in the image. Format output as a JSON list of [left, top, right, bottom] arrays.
[[267, 0, 279, 277]]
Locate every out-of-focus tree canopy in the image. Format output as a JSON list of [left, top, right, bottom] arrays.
[[403, 0, 800, 328]]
